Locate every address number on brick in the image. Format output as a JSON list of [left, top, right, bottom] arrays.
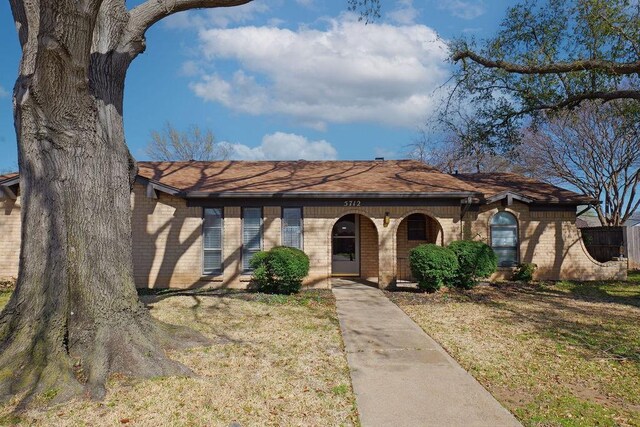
[[343, 200, 362, 207]]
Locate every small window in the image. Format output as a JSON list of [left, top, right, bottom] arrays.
[[242, 207, 262, 272], [282, 207, 303, 250], [490, 212, 518, 267], [203, 208, 223, 275], [407, 213, 427, 241]]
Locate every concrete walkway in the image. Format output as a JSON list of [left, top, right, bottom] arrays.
[[332, 280, 522, 427]]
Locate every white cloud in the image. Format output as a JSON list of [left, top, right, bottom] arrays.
[[437, 0, 485, 20], [164, 1, 270, 29], [388, 0, 419, 25], [190, 15, 450, 129], [0, 85, 8, 98], [221, 132, 338, 160], [180, 60, 203, 77]]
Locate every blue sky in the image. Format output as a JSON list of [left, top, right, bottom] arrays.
[[0, 0, 514, 172]]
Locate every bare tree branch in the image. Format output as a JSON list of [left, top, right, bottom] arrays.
[[122, 0, 252, 54], [453, 50, 640, 76]]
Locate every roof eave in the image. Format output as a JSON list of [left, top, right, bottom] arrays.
[[184, 191, 483, 199]]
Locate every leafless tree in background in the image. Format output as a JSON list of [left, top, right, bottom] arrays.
[[145, 122, 229, 161], [407, 126, 533, 175], [522, 101, 640, 226]]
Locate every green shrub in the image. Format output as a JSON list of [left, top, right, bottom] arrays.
[[448, 240, 498, 289], [249, 246, 310, 294], [409, 244, 459, 291], [512, 263, 537, 282]]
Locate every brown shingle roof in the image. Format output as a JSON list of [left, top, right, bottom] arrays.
[[454, 173, 594, 204], [3, 162, 591, 204], [137, 160, 482, 195]]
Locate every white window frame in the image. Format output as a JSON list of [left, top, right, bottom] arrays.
[[202, 207, 223, 275], [242, 207, 263, 272], [282, 207, 303, 250]]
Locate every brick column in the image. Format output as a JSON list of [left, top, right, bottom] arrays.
[[263, 206, 281, 250], [377, 218, 397, 288]]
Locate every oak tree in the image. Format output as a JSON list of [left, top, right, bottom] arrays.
[[2, 0, 251, 405], [447, 0, 639, 146]]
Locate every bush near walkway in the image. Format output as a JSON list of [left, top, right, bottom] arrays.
[[409, 244, 459, 291], [387, 274, 640, 427], [448, 240, 497, 288], [0, 289, 358, 426], [250, 246, 310, 294]]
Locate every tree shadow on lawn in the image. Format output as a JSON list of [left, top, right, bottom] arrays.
[[138, 288, 339, 333], [472, 283, 640, 362], [390, 282, 640, 362]]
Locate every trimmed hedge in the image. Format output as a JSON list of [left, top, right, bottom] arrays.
[[512, 263, 537, 282], [448, 240, 498, 289], [409, 244, 459, 291], [249, 246, 310, 294]]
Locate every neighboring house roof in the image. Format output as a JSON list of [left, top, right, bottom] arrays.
[[0, 173, 18, 184], [626, 212, 640, 227], [0, 173, 19, 200], [454, 173, 595, 204]]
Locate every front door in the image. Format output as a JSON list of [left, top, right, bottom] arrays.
[[332, 214, 359, 276]]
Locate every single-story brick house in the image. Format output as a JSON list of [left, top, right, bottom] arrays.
[[0, 160, 627, 289]]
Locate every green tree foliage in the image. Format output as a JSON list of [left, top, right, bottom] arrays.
[[409, 244, 459, 292], [250, 247, 310, 294], [448, 0, 639, 149], [448, 241, 497, 289]]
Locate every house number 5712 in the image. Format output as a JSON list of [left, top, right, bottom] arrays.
[[344, 200, 361, 207]]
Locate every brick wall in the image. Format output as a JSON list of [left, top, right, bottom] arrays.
[[396, 214, 441, 281], [359, 216, 379, 282], [0, 186, 626, 287], [464, 201, 627, 281], [0, 197, 20, 279]]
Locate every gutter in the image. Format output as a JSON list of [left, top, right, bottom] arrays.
[[184, 191, 484, 199]]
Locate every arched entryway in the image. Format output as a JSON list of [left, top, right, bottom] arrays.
[[331, 213, 379, 282], [395, 213, 443, 282]]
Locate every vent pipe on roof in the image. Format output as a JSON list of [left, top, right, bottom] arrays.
[[454, 169, 459, 175], [375, 157, 384, 161]]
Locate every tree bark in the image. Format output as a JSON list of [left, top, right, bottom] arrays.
[[0, 0, 222, 405]]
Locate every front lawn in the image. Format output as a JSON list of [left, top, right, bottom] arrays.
[[387, 276, 640, 427], [0, 290, 358, 426]]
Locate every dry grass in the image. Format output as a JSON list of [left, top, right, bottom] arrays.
[[0, 290, 358, 426], [387, 277, 640, 427]]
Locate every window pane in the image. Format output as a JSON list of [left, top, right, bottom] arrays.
[[243, 208, 262, 271], [333, 238, 356, 261], [204, 250, 222, 274], [204, 208, 222, 227], [203, 208, 223, 274], [243, 249, 260, 271], [333, 214, 356, 237], [407, 214, 427, 241], [491, 212, 517, 226], [491, 228, 517, 247], [282, 208, 302, 249], [494, 248, 517, 267], [203, 227, 222, 249]]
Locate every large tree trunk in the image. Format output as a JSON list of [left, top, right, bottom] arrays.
[[0, 0, 208, 405]]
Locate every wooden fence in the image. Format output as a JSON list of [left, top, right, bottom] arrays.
[[580, 226, 640, 269], [625, 227, 640, 270]]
